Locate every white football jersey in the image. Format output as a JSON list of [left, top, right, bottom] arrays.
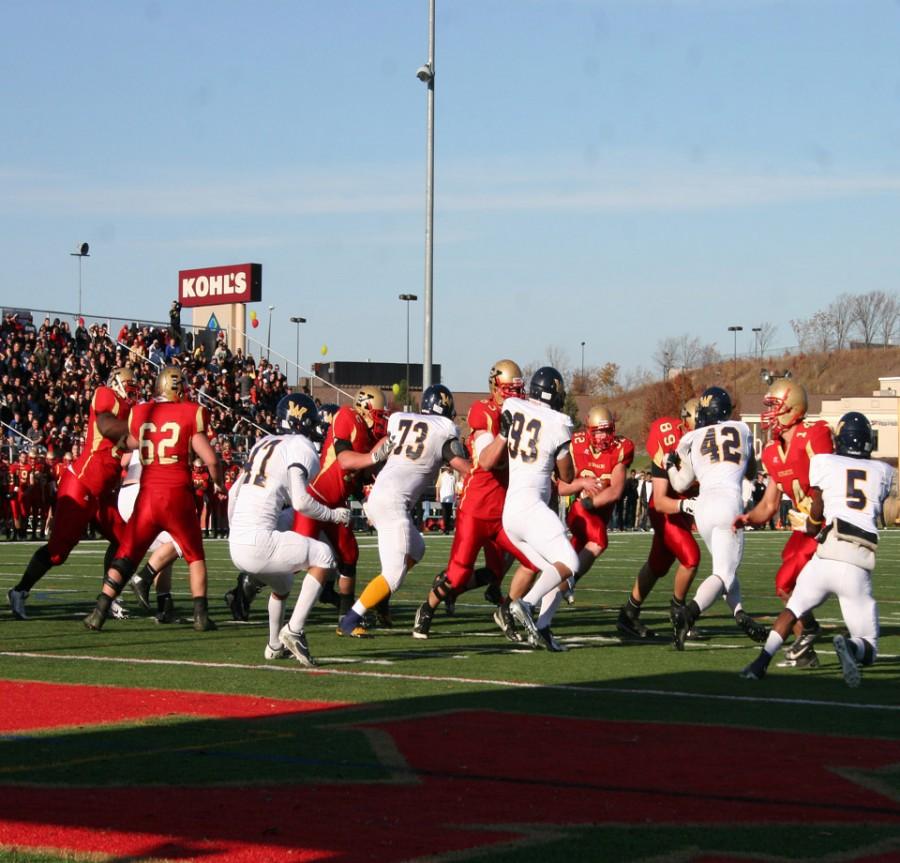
[[810, 453, 894, 534], [229, 434, 320, 532], [369, 412, 460, 507], [677, 420, 752, 494], [503, 396, 574, 505], [123, 450, 142, 484]]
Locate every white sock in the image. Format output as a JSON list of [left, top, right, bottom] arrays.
[[763, 630, 784, 657], [268, 593, 285, 647], [288, 575, 323, 634], [724, 580, 743, 615], [692, 575, 725, 614], [523, 568, 564, 606], [537, 589, 562, 629], [350, 599, 367, 617]]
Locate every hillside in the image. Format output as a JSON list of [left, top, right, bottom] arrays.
[[603, 345, 900, 463]]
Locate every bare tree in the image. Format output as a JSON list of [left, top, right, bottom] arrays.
[[621, 365, 655, 390], [696, 343, 721, 366], [852, 291, 888, 347], [652, 337, 680, 380], [827, 294, 854, 350], [792, 311, 834, 353], [756, 321, 777, 355], [877, 292, 900, 348]]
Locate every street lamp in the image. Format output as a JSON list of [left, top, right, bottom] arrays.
[[399, 294, 418, 410], [290, 316, 307, 389], [266, 305, 275, 361], [417, 0, 436, 391], [580, 341, 586, 380], [752, 326, 762, 358], [728, 325, 743, 395], [69, 242, 90, 322]]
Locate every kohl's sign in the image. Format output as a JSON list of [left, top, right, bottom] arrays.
[[178, 263, 262, 308]]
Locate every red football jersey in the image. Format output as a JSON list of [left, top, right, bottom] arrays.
[[129, 399, 211, 490], [456, 398, 507, 521], [192, 466, 210, 498], [71, 386, 130, 497], [570, 431, 635, 481], [761, 419, 833, 510], [308, 405, 375, 507], [224, 461, 241, 490]]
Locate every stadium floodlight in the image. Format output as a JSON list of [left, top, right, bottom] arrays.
[[70, 242, 90, 322]]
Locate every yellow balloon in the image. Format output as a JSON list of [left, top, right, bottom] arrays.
[[249, 310, 257, 320], [320, 344, 328, 356], [392, 383, 400, 396]]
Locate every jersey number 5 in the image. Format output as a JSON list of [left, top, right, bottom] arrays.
[[846, 468, 868, 510]]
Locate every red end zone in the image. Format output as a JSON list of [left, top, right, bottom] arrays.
[[0, 680, 899, 862]]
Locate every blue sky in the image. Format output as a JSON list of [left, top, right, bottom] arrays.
[[3, 0, 900, 391]]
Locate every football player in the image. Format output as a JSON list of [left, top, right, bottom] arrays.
[[8, 368, 137, 620], [292, 386, 392, 635], [617, 399, 702, 639], [564, 406, 634, 599], [666, 386, 767, 649], [229, 394, 349, 666], [411, 360, 533, 640], [496, 367, 600, 651], [741, 412, 893, 687], [339, 384, 471, 635], [83, 366, 223, 632], [733, 380, 834, 668]]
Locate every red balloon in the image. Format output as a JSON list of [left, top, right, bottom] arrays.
[[251, 318, 259, 328]]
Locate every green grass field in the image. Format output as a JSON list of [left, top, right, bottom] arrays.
[[1, 529, 899, 862]]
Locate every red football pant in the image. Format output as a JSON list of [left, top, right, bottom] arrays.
[[566, 499, 611, 554], [646, 508, 701, 577], [444, 508, 534, 590], [775, 530, 819, 597], [117, 485, 204, 565], [47, 471, 126, 566], [293, 512, 359, 568]]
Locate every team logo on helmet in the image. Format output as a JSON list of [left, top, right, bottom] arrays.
[[154, 366, 185, 402], [680, 397, 700, 432], [355, 386, 388, 434], [277, 394, 318, 436], [421, 384, 456, 419], [107, 367, 139, 403], [761, 379, 807, 437], [696, 387, 732, 428]]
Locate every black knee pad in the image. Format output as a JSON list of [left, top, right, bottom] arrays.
[[340, 563, 357, 581], [109, 557, 136, 582], [431, 572, 455, 603]]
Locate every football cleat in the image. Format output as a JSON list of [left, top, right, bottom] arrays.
[[616, 607, 658, 640], [155, 596, 178, 624], [537, 627, 568, 652], [130, 575, 153, 611], [739, 656, 769, 680], [561, 587, 575, 606], [224, 584, 249, 622], [110, 599, 129, 620], [337, 612, 371, 638], [7, 588, 29, 620], [412, 602, 434, 639], [735, 610, 768, 644], [192, 598, 217, 632], [672, 606, 691, 651], [493, 605, 524, 643], [833, 635, 861, 688], [83, 607, 107, 631], [279, 625, 317, 667], [264, 643, 291, 660], [509, 599, 542, 648], [784, 627, 820, 662], [780, 647, 820, 669]]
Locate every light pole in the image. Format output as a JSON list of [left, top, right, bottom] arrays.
[[290, 316, 307, 389], [69, 242, 90, 322], [266, 305, 275, 361], [417, 0, 436, 391], [728, 325, 743, 395], [580, 341, 586, 382], [752, 326, 762, 359], [399, 294, 418, 409]]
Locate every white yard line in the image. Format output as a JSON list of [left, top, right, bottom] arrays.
[[0, 650, 897, 712]]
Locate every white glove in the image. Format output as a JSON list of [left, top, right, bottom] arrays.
[[330, 507, 352, 526], [679, 498, 696, 517], [370, 436, 395, 464], [787, 508, 808, 532]]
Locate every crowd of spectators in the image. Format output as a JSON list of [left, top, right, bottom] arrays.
[[0, 308, 294, 463]]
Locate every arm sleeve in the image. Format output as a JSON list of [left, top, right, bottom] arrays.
[[667, 438, 696, 494], [288, 462, 336, 522]]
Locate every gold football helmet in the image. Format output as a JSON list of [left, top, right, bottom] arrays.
[[680, 397, 700, 432], [354, 386, 388, 435], [587, 405, 615, 451], [488, 359, 525, 404], [107, 367, 139, 403], [154, 366, 186, 402], [762, 379, 807, 436]]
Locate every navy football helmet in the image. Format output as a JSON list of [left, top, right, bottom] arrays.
[[696, 386, 733, 428], [421, 384, 455, 419], [276, 394, 318, 437], [835, 411, 874, 458], [315, 402, 338, 440], [529, 366, 565, 411]]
